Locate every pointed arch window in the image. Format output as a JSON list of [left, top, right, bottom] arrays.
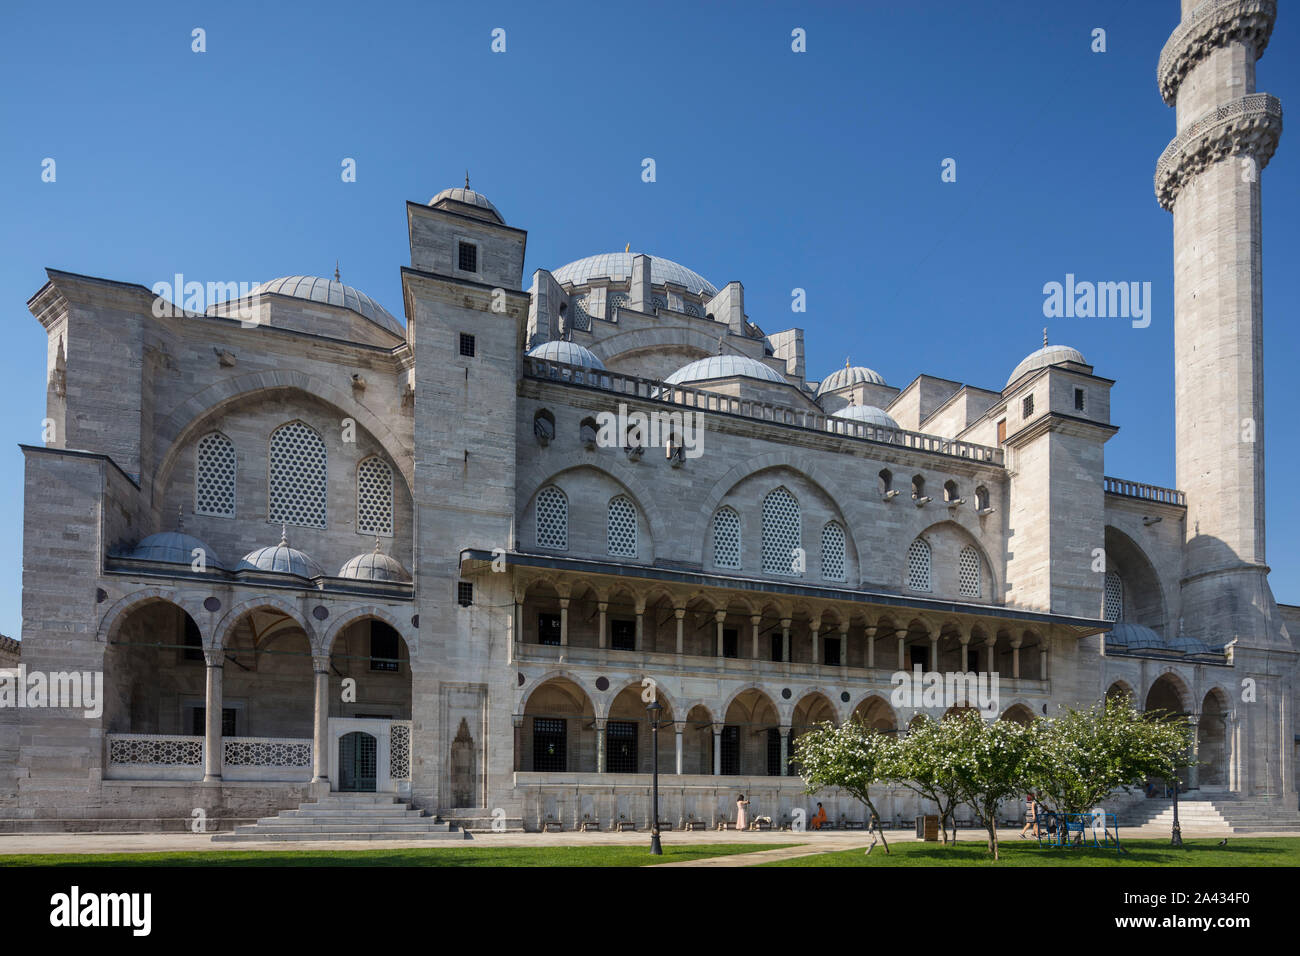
[[958, 546, 981, 597], [268, 421, 327, 529], [906, 537, 932, 592], [195, 431, 236, 517], [821, 522, 846, 582], [713, 506, 741, 569], [761, 487, 801, 576], [607, 495, 638, 557], [357, 456, 394, 536], [535, 486, 568, 550]]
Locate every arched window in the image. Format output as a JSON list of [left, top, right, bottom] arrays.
[[821, 522, 846, 582], [535, 486, 568, 550], [269, 421, 327, 529], [533, 408, 555, 445], [958, 546, 981, 597], [906, 537, 932, 592], [195, 431, 236, 518], [713, 507, 741, 570], [944, 480, 960, 503], [762, 487, 801, 576], [579, 416, 599, 448], [356, 456, 394, 536], [975, 485, 990, 511], [1104, 570, 1124, 622], [607, 495, 637, 557], [878, 469, 893, 496], [911, 475, 926, 499]]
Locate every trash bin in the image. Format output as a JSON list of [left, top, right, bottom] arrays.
[[915, 814, 939, 841]]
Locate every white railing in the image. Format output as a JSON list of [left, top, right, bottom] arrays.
[[524, 358, 1004, 465], [390, 721, 412, 781], [223, 737, 311, 768], [105, 733, 313, 782], [107, 733, 202, 767], [1103, 476, 1186, 506]]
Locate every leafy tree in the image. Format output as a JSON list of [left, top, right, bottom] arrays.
[[945, 709, 1035, 860], [889, 715, 965, 844], [793, 720, 894, 854]]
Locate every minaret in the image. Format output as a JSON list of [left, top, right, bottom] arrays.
[[1157, 0, 1291, 795]]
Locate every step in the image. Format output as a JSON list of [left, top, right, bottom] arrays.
[[276, 809, 429, 820], [229, 823, 455, 834], [255, 816, 443, 827], [212, 830, 465, 842]]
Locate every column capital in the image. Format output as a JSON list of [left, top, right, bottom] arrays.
[[714, 609, 727, 623], [674, 606, 686, 620], [594, 718, 607, 731], [512, 714, 525, 728], [864, 624, 877, 638], [780, 618, 792, 629], [837, 620, 849, 635], [203, 647, 224, 668], [894, 628, 909, 640], [558, 597, 570, 609], [312, 654, 331, 673], [597, 600, 609, 612], [750, 614, 762, 625]]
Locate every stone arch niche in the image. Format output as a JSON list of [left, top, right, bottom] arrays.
[[722, 689, 781, 777], [910, 520, 998, 602], [327, 614, 412, 721], [519, 465, 658, 563], [1198, 688, 1231, 789], [851, 695, 897, 733], [1104, 526, 1167, 635], [519, 676, 596, 773], [101, 597, 207, 736]]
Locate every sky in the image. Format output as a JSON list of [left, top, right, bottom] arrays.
[[0, 0, 1297, 640]]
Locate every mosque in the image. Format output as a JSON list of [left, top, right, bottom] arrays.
[[0, 0, 1296, 835]]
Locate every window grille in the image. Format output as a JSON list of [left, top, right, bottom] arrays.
[[535, 486, 568, 549], [959, 546, 981, 597], [532, 717, 566, 771], [457, 581, 473, 607], [607, 496, 637, 556], [606, 721, 638, 773], [457, 241, 478, 272], [761, 487, 801, 576], [822, 522, 846, 581], [713, 507, 741, 569], [356, 456, 394, 535], [608, 292, 629, 315], [268, 421, 327, 529], [459, 332, 476, 357], [1104, 571, 1124, 622], [907, 538, 932, 592], [195, 432, 236, 517]]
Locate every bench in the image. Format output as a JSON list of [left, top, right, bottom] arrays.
[[578, 817, 600, 832], [542, 818, 563, 833], [684, 819, 707, 831], [613, 819, 636, 832]]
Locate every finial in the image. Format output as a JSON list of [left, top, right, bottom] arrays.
[[465, 170, 470, 189], [717, 336, 724, 355], [279, 523, 288, 548], [177, 504, 184, 532], [1043, 327, 1048, 348], [845, 356, 851, 369], [373, 536, 382, 554], [334, 260, 341, 283], [625, 242, 631, 253]]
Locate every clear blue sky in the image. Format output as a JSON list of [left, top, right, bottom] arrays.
[[1, 1, 1298, 639]]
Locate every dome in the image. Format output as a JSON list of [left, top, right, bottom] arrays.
[[664, 354, 785, 386], [128, 531, 225, 570], [1167, 633, 1214, 656], [1105, 621, 1165, 651], [338, 542, 411, 583], [251, 276, 403, 337], [552, 253, 718, 298], [428, 186, 504, 224], [1006, 344, 1087, 389], [817, 364, 887, 394], [527, 340, 606, 370], [830, 404, 900, 430], [235, 530, 324, 578]]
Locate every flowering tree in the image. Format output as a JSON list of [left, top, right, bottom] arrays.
[[793, 720, 894, 854], [1027, 697, 1193, 819], [945, 709, 1035, 860], [889, 715, 965, 844]]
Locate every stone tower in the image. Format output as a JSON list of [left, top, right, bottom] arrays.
[[1157, 1, 1293, 796]]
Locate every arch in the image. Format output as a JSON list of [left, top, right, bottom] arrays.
[[1198, 687, 1231, 787], [1144, 671, 1192, 716], [914, 520, 1001, 601], [958, 545, 981, 597], [606, 494, 639, 557], [586, 324, 721, 366], [878, 469, 893, 496], [517, 668, 599, 715], [532, 407, 556, 444], [534, 485, 568, 550], [719, 683, 779, 723], [761, 485, 802, 576], [320, 604, 417, 657], [999, 703, 1036, 725], [214, 595, 317, 651], [943, 479, 959, 503], [97, 588, 212, 646], [850, 694, 897, 732], [1104, 525, 1168, 634], [821, 521, 847, 582], [711, 505, 742, 570], [599, 677, 677, 721], [906, 536, 932, 592], [518, 461, 667, 554], [1105, 679, 1137, 704], [518, 674, 598, 773]]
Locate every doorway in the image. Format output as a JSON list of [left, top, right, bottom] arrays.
[[339, 731, 377, 792]]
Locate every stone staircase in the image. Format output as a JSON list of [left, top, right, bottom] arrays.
[[1120, 796, 1300, 834], [211, 792, 466, 842]]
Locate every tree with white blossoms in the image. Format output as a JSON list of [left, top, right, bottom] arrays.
[[793, 719, 894, 854], [889, 714, 965, 845], [1026, 696, 1193, 820], [944, 708, 1036, 860]]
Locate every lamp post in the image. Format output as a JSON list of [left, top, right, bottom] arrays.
[[647, 699, 663, 855], [1170, 776, 1183, 847]]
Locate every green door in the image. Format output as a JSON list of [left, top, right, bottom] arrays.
[[339, 731, 377, 792]]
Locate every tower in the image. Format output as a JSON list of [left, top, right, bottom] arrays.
[[1157, 0, 1292, 795]]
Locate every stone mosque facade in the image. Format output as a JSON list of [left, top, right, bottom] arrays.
[[1, 0, 1297, 834]]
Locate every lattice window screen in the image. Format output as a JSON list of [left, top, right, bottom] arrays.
[[1104, 571, 1124, 622], [822, 522, 846, 582], [906, 538, 932, 592], [536, 486, 568, 550], [569, 294, 592, 331], [761, 487, 801, 576], [713, 507, 741, 569], [607, 495, 637, 556], [195, 432, 236, 517], [268, 421, 327, 529], [959, 546, 981, 597], [356, 456, 394, 535]]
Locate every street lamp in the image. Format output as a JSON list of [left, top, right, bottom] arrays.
[[1170, 776, 1183, 847], [647, 699, 663, 855]]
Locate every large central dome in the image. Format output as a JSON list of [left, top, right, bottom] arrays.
[[552, 253, 718, 298]]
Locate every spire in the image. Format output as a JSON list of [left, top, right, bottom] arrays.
[[465, 170, 470, 189], [334, 260, 341, 283], [1043, 327, 1048, 348], [176, 504, 184, 532], [625, 242, 631, 253], [373, 536, 382, 554], [279, 523, 288, 548], [717, 336, 724, 355], [845, 356, 851, 369]]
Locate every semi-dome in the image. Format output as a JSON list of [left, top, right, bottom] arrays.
[[428, 186, 504, 224], [235, 529, 324, 578], [1006, 344, 1087, 389], [338, 541, 411, 583], [251, 276, 403, 337], [664, 354, 785, 386], [552, 253, 718, 298], [1105, 621, 1165, 652], [830, 404, 900, 430], [527, 340, 606, 370], [128, 531, 225, 570], [817, 364, 887, 394]]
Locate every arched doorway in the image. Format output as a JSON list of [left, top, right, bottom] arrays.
[[1198, 689, 1230, 788], [339, 731, 378, 792], [1145, 673, 1191, 789]]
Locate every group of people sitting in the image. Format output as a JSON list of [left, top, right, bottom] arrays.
[[735, 797, 877, 833]]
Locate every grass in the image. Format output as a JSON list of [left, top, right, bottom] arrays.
[[0, 842, 795, 868], [764, 837, 1300, 867]]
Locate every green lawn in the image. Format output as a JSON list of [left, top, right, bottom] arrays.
[[765, 837, 1300, 867], [0, 842, 794, 868]]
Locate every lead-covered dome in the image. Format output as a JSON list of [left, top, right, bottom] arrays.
[[338, 542, 411, 583], [817, 364, 887, 394], [235, 530, 324, 578], [527, 340, 606, 369], [128, 531, 225, 569], [665, 354, 785, 386], [830, 404, 900, 429], [1105, 621, 1164, 652], [429, 186, 504, 224], [1006, 344, 1087, 389], [251, 276, 403, 337], [552, 253, 718, 298]]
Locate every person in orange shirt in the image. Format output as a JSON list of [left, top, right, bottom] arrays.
[[810, 803, 828, 830]]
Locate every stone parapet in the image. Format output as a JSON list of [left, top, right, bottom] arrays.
[[1158, 0, 1276, 105], [1155, 93, 1282, 209]]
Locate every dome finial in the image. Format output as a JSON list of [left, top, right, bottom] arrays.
[[625, 242, 630, 253], [717, 336, 724, 355], [1043, 327, 1049, 347], [845, 356, 851, 369], [279, 523, 288, 548], [373, 536, 382, 554], [334, 260, 341, 283], [176, 504, 184, 532], [465, 170, 470, 189]]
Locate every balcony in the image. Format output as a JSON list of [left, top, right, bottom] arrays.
[[1103, 476, 1186, 507]]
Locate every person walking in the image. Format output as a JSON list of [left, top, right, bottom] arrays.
[[1019, 792, 1038, 839]]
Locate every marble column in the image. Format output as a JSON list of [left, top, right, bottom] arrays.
[[203, 647, 224, 783], [837, 620, 849, 667], [895, 628, 908, 670], [635, 601, 645, 651], [865, 625, 876, 669], [559, 598, 569, 646], [960, 631, 970, 672], [310, 653, 330, 784], [779, 725, 791, 777], [986, 635, 997, 674], [597, 601, 608, 649], [1010, 637, 1022, 679], [750, 615, 761, 660], [512, 714, 524, 772], [715, 609, 727, 657], [810, 615, 821, 665], [781, 618, 791, 663], [674, 607, 685, 655], [1040, 646, 1048, 680], [929, 631, 939, 671], [595, 718, 607, 773], [712, 725, 723, 776], [675, 723, 683, 775]]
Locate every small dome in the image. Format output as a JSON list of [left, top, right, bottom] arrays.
[[552, 253, 718, 298], [428, 186, 504, 224], [1168, 632, 1214, 656], [128, 532, 225, 570], [830, 404, 900, 430], [251, 276, 403, 337], [817, 364, 887, 395], [1105, 621, 1164, 651], [235, 529, 324, 578], [1006, 344, 1087, 389], [338, 542, 411, 583], [527, 340, 606, 370], [665, 354, 785, 386]]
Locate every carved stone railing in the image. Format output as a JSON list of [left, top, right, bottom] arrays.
[[1157, 0, 1276, 105], [1155, 93, 1282, 209], [524, 358, 1004, 465], [390, 721, 412, 780], [105, 733, 314, 782], [222, 737, 311, 768], [107, 733, 202, 767], [1104, 476, 1186, 507]]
